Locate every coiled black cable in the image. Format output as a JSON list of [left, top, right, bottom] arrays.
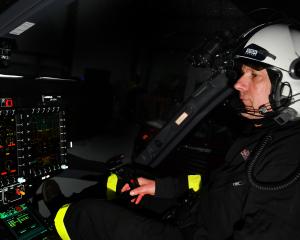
[[247, 134, 300, 191]]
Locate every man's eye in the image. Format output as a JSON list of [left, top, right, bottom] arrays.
[[251, 72, 257, 78]]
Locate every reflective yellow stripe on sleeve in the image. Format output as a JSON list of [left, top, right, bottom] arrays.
[[54, 203, 71, 240], [106, 173, 118, 200], [188, 175, 201, 192]]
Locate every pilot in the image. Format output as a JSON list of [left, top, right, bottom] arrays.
[[48, 22, 300, 239]]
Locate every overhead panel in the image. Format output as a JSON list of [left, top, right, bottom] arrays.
[[0, 0, 57, 37]]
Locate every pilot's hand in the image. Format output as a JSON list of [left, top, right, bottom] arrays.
[[121, 177, 155, 204]]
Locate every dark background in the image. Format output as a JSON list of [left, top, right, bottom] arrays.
[[0, 0, 298, 142], [0, 0, 299, 221]]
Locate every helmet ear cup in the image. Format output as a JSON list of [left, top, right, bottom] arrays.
[[279, 82, 292, 106], [268, 68, 283, 108], [289, 58, 300, 79]]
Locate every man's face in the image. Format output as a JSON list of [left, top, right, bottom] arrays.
[[234, 64, 272, 119]]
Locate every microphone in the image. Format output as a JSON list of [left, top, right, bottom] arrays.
[[258, 104, 269, 115]]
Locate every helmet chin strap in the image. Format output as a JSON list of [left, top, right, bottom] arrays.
[[257, 103, 297, 126], [229, 94, 296, 126]]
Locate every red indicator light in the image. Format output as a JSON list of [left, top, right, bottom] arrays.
[[5, 98, 13, 107], [142, 134, 149, 141], [10, 169, 16, 173], [1, 171, 7, 176], [15, 206, 22, 211], [16, 188, 25, 196]]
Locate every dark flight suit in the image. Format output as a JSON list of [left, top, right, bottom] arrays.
[[55, 121, 300, 240]]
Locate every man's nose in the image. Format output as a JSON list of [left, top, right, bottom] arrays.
[[234, 75, 248, 92]]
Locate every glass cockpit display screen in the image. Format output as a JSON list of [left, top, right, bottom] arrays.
[[0, 114, 17, 177], [0, 203, 48, 240], [28, 112, 61, 168]]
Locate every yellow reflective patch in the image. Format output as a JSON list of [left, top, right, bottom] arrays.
[[188, 175, 201, 192], [106, 173, 118, 200], [54, 203, 71, 240]]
